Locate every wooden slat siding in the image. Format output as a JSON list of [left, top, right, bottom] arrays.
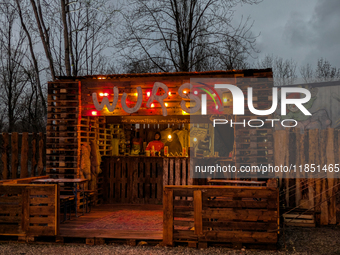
[[295, 129, 301, 206], [27, 184, 58, 236], [37, 132, 44, 176], [20, 132, 29, 178], [164, 185, 278, 245], [11, 133, 19, 179], [121, 159, 127, 203], [163, 158, 169, 187], [319, 129, 328, 225], [193, 190, 203, 235], [31, 133, 37, 177], [1, 133, 9, 179], [175, 159, 181, 200], [169, 159, 174, 185], [308, 129, 319, 210], [284, 129, 290, 206], [156, 159, 163, 201], [0, 185, 24, 235], [201, 231, 277, 243], [163, 188, 174, 246], [109, 158, 114, 203], [326, 128, 336, 224], [181, 159, 187, 200]]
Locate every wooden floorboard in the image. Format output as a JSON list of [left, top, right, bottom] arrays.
[[60, 204, 163, 240]]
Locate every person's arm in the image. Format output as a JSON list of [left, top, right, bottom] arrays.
[[146, 142, 152, 151]]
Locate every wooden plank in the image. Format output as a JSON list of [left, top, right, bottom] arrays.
[[37, 132, 44, 176], [31, 133, 37, 177], [204, 199, 277, 209], [326, 128, 336, 225], [203, 221, 277, 231], [20, 132, 29, 178], [202, 188, 277, 199], [11, 132, 19, 179], [156, 159, 163, 202], [175, 159, 181, 200], [202, 208, 277, 221], [1, 133, 9, 179], [169, 159, 174, 185], [163, 158, 169, 187], [201, 231, 277, 243], [29, 206, 55, 215], [308, 129, 318, 209], [295, 129, 302, 206], [193, 190, 203, 235], [163, 188, 174, 246]]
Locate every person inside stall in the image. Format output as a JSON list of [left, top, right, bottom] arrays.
[[146, 131, 164, 155], [165, 133, 182, 156]]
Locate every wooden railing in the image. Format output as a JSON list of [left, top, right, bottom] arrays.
[[102, 157, 193, 204], [0, 183, 59, 237], [163, 185, 279, 246], [0, 132, 45, 180]]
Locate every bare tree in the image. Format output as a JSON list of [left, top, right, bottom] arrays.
[[256, 55, 297, 86], [118, 0, 261, 72], [300, 58, 340, 83], [28, 0, 117, 78], [0, 1, 29, 132]]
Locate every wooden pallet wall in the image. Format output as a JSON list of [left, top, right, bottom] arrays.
[[163, 185, 279, 247], [47, 81, 81, 178], [234, 73, 274, 175], [102, 157, 193, 204], [0, 184, 59, 237], [0, 133, 45, 180], [274, 128, 340, 226]]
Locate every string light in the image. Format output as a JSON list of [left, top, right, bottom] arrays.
[[147, 91, 151, 97], [165, 103, 168, 107], [91, 111, 97, 116], [151, 103, 155, 108], [168, 91, 172, 96]]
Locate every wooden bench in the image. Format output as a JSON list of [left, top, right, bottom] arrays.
[[60, 195, 75, 222]]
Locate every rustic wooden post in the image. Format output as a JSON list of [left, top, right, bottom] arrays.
[[20, 132, 29, 178], [182, 158, 187, 200], [163, 158, 169, 188], [193, 189, 203, 235], [320, 129, 328, 225], [308, 129, 318, 209], [295, 129, 302, 206], [37, 132, 44, 176], [320, 178, 329, 225], [175, 159, 181, 200], [163, 188, 174, 246], [11, 133, 19, 179], [1, 133, 9, 179], [31, 133, 37, 177], [326, 128, 336, 224], [284, 129, 290, 206]]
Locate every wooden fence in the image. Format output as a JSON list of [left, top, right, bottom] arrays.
[[0, 133, 45, 180], [102, 157, 193, 204], [274, 128, 340, 225], [163, 185, 279, 247], [0, 183, 59, 237]]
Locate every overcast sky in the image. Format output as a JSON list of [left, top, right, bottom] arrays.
[[234, 0, 340, 68]]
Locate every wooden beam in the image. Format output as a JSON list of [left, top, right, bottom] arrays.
[[11, 133, 19, 179], [1, 133, 9, 179], [193, 190, 203, 235], [163, 188, 174, 246], [20, 132, 29, 178]]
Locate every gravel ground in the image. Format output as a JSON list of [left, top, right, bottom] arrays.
[[1, 226, 340, 255]]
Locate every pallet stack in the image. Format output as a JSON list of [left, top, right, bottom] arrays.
[[46, 81, 81, 179], [234, 74, 274, 177]]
